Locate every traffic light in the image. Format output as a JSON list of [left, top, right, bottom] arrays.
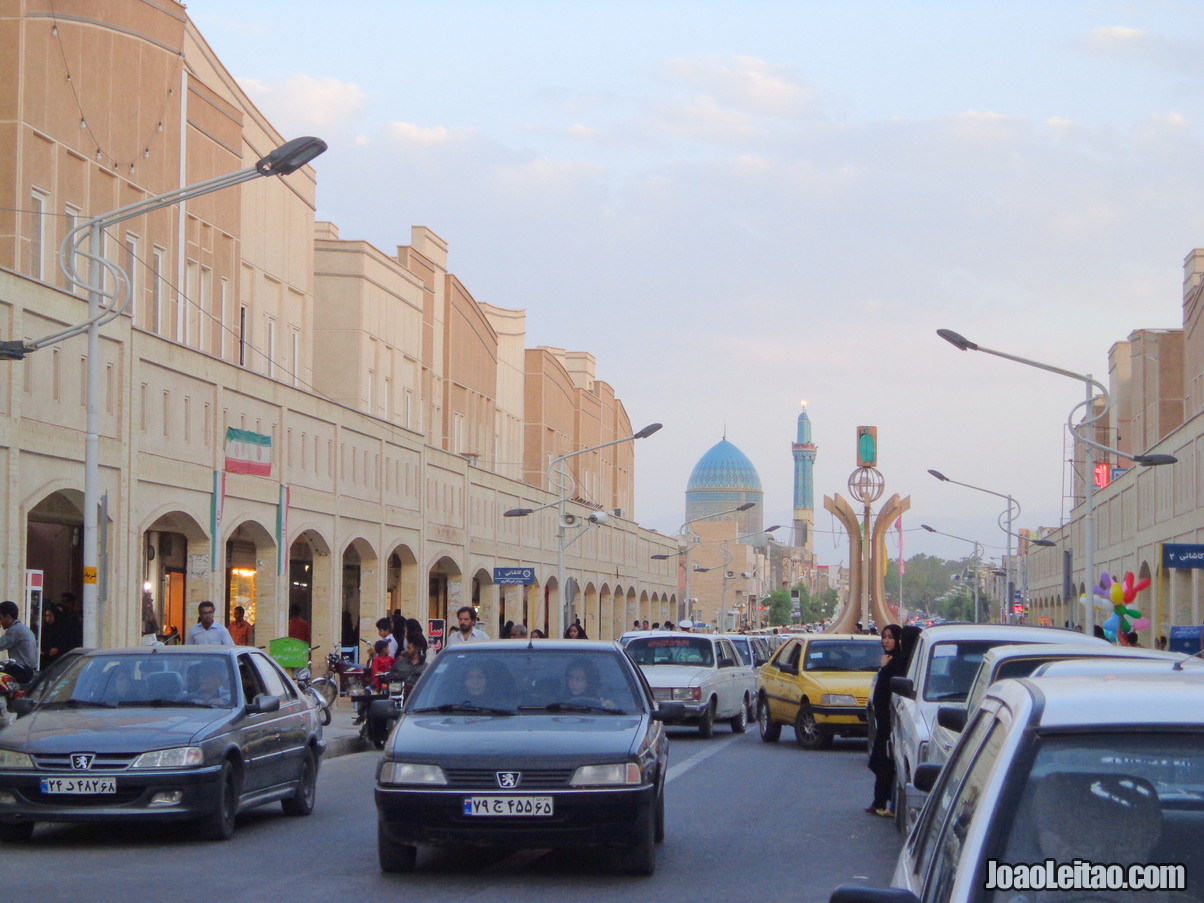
[[856, 426, 878, 467]]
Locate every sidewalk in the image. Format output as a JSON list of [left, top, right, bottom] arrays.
[[322, 697, 370, 760]]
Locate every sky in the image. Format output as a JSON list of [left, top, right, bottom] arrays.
[[193, 0, 1204, 569]]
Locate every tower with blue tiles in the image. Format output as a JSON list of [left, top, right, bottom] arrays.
[[792, 404, 817, 557]]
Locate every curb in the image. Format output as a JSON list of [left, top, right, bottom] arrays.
[[324, 732, 369, 760]]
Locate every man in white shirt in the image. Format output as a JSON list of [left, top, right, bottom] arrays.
[[187, 601, 235, 646], [444, 606, 489, 647]]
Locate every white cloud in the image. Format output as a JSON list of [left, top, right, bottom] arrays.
[[661, 55, 818, 118], [238, 74, 366, 134], [385, 121, 461, 145]]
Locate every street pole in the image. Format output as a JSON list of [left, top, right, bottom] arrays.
[[862, 500, 872, 629], [82, 222, 102, 648], [1083, 376, 1096, 636], [1005, 495, 1014, 624]]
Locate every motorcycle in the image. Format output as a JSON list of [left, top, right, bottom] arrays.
[[361, 677, 407, 750], [293, 663, 332, 726], [310, 641, 374, 708]]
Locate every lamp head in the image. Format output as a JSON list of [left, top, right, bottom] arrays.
[[651, 554, 671, 560], [255, 136, 328, 177], [936, 329, 978, 352], [503, 508, 533, 517], [1133, 453, 1177, 466], [736, 502, 755, 512], [633, 422, 663, 440], [1031, 539, 1056, 547], [765, 525, 782, 532], [927, 469, 949, 482], [921, 524, 937, 533]]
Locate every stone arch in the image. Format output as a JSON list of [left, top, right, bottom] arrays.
[[24, 487, 85, 643], [223, 519, 278, 642], [141, 508, 209, 645], [428, 555, 463, 626], [613, 585, 628, 636], [1137, 560, 1157, 640], [385, 542, 420, 622], [626, 587, 638, 629], [340, 537, 380, 656], [639, 590, 650, 625], [599, 583, 613, 641], [471, 568, 497, 637], [583, 582, 598, 638], [289, 527, 333, 658], [543, 576, 558, 638]]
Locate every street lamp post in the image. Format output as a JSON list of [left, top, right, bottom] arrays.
[[506, 422, 662, 637], [928, 470, 1019, 623], [921, 524, 985, 623], [651, 502, 756, 626], [1, 137, 328, 647], [936, 329, 1176, 634], [719, 526, 780, 628]]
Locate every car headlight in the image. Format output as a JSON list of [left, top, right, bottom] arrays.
[[570, 763, 642, 787], [131, 747, 204, 769], [0, 749, 33, 770], [378, 762, 447, 786], [671, 687, 701, 701], [820, 694, 857, 706]]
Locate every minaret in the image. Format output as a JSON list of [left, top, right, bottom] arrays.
[[792, 403, 817, 557]]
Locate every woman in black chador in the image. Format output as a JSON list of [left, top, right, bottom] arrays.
[[866, 623, 903, 817]]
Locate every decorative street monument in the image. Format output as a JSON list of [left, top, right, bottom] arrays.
[[824, 426, 910, 632]]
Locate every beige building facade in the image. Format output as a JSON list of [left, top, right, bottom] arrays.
[[1026, 249, 1204, 642], [1, 0, 677, 653]]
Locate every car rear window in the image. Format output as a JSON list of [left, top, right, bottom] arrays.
[[803, 641, 882, 672], [37, 654, 236, 708], [729, 637, 752, 665], [923, 640, 1002, 702], [410, 649, 643, 715], [626, 636, 715, 667]]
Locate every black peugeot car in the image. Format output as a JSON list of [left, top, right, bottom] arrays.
[[374, 640, 683, 875], [0, 646, 324, 841]]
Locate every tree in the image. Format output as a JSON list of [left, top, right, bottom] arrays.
[[767, 589, 792, 626], [884, 553, 979, 618]]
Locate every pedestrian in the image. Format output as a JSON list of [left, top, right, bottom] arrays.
[[385, 636, 428, 695], [375, 617, 399, 658], [1156, 635, 1168, 651], [228, 605, 253, 647], [511, 623, 528, 639], [632, 620, 640, 631], [564, 623, 588, 639], [678, 619, 693, 632], [445, 606, 489, 646], [500, 620, 513, 639], [40, 606, 68, 668], [866, 623, 903, 817], [0, 601, 39, 684], [288, 604, 312, 644], [404, 619, 429, 662], [354, 639, 396, 725], [531, 629, 546, 639], [641, 619, 650, 631], [58, 592, 83, 650], [652, 622, 660, 629], [1125, 631, 1141, 647], [186, 600, 234, 646]]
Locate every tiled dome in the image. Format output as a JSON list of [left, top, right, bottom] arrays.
[[686, 440, 763, 493]]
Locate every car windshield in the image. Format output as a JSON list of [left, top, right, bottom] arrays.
[[803, 641, 882, 672], [923, 640, 1004, 702], [988, 731, 1204, 901], [37, 654, 236, 709], [409, 649, 643, 715], [625, 637, 715, 667]]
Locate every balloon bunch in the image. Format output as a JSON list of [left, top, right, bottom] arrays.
[[1080, 572, 1150, 642]]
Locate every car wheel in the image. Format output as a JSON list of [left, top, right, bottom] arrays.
[[697, 698, 716, 739], [378, 823, 418, 873], [654, 782, 665, 843], [281, 750, 317, 817], [794, 703, 833, 750], [729, 696, 748, 733], [757, 695, 781, 743], [0, 822, 34, 843], [199, 759, 239, 841], [620, 809, 657, 876]]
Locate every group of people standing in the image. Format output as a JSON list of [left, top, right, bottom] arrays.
[[866, 623, 923, 817], [0, 594, 82, 685]]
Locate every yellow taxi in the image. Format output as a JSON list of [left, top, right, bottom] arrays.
[[755, 633, 882, 749]]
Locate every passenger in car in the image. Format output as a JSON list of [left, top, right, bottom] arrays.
[[564, 659, 617, 709]]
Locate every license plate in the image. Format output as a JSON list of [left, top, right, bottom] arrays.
[[40, 777, 117, 795], [463, 796, 554, 816]]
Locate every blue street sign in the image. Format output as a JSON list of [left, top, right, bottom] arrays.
[[494, 567, 536, 586], [1163, 543, 1204, 569]]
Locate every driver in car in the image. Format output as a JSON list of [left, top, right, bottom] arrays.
[[188, 660, 232, 706], [564, 659, 617, 710]]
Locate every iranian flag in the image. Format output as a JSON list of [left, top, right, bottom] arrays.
[[225, 428, 272, 476]]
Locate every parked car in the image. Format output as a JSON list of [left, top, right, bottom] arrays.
[[924, 644, 1189, 768], [374, 640, 678, 875], [756, 633, 882, 750], [0, 646, 324, 842], [720, 634, 772, 672], [625, 634, 756, 736], [889, 624, 1103, 832], [831, 670, 1204, 903]]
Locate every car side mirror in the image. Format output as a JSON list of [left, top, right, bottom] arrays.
[[830, 886, 921, 903], [653, 701, 685, 722], [246, 694, 280, 715], [936, 705, 967, 733], [913, 763, 942, 794], [889, 677, 914, 699], [9, 698, 34, 717]]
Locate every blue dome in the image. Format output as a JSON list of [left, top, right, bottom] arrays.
[[686, 440, 763, 493]]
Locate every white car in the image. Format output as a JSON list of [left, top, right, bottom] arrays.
[[889, 624, 1104, 832], [624, 634, 757, 737], [925, 643, 1189, 768], [831, 670, 1204, 903]]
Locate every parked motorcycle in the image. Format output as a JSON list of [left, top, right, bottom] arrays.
[[310, 641, 374, 708], [293, 663, 332, 726]]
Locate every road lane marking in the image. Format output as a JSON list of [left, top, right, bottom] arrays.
[[665, 734, 744, 784]]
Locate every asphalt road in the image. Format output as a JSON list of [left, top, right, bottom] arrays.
[[0, 728, 902, 903]]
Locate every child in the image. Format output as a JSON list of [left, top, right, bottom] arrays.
[[353, 640, 395, 725]]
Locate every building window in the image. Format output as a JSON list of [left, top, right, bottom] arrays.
[[266, 316, 275, 377], [123, 234, 138, 320], [140, 384, 147, 431], [79, 355, 86, 406], [162, 391, 170, 437], [51, 348, 60, 401], [64, 205, 82, 292], [199, 266, 212, 354], [184, 261, 198, 346], [106, 363, 114, 414], [367, 370, 374, 413], [452, 412, 464, 454], [28, 190, 46, 280], [238, 305, 248, 366], [217, 279, 228, 360], [291, 330, 299, 387], [151, 248, 164, 334]]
